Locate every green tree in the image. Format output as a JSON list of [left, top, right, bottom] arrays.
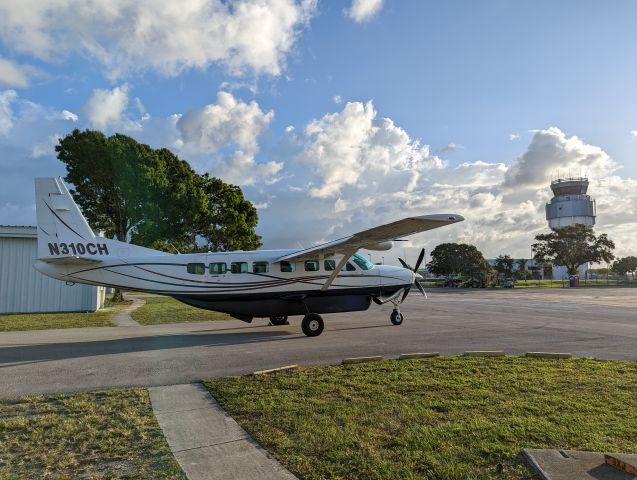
[[494, 254, 515, 278], [612, 256, 637, 280], [197, 175, 262, 252], [532, 225, 615, 275], [515, 258, 529, 280], [427, 243, 492, 286]]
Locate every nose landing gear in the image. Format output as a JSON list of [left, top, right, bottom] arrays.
[[390, 309, 404, 325]]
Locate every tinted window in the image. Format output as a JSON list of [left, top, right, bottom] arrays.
[[187, 263, 205, 275], [253, 261, 269, 273], [324, 259, 336, 271], [345, 262, 356, 271], [280, 261, 296, 272], [304, 260, 319, 272], [351, 253, 373, 270], [209, 262, 227, 275], [230, 262, 248, 274]]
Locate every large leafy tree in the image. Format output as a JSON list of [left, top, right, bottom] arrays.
[[427, 243, 492, 283], [197, 175, 262, 252], [612, 256, 637, 279], [532, 224, 615, 275]]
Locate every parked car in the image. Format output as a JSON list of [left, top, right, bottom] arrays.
[[503, 280, 515, 288]]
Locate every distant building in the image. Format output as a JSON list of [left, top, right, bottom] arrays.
[[542, 177, 595, 279], [0, 226, 105, 314], [545, 177, 596, 229]]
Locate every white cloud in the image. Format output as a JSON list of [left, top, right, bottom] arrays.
[[61, 110, 78, 122], [630, 130, 637, 138], [504, 127, 617, 188], [345, 0, 384, 23], [0, 89, 17, 134], [177, 91, 273, 155], [31, 134, 61, 158], [509, 133, 520, 141], [333, 95, 342, 104], [0, 0, 317, 80], [0, 58, 30, 88], [299, 100, 444, 198], [83, 84, 133, 131]]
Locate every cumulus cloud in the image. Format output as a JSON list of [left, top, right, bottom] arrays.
[[0, 58, 30, 88], [345, 0, 384, 23], [509, 133, 520, 141], [83, 85, 130, 131], [0, 89, 17, 134], [177, 92, 273, 155], [504, 127, 617, 188], [631, 130, 637, 138], [0, 0, 317, 80], [299, 101, 444, 198]]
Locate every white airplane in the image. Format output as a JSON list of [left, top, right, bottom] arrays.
[[33, 177, 464, 336]]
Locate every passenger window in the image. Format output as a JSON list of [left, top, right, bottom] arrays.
[[345, 262, 356, 271], [304, 260, 319, 272], [280, 261, 296, 272], [187, 263, 205, 275], [253, 261, 269, 273], [230, 262, 248, 274], [324, 259, 336, 271], [209, 262, 227, 275]]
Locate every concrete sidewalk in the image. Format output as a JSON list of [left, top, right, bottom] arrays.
[[149, 383, 297, 480], [111, 297, 144, 326]]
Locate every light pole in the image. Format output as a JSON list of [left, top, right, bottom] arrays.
[[381, 256, 384, 265]]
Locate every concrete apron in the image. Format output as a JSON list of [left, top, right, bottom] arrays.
[[149, 383, 297, 480], [524, 449, 637, 480]]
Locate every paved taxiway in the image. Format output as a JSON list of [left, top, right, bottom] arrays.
[[1, 288, 635, 399]]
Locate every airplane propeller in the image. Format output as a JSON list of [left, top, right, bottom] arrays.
[[398, 248, 426, 301]]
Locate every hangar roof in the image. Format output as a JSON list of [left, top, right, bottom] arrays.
[[0, 225, 37, 238]]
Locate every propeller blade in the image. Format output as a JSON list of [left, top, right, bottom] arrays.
[[415, 280, 426, 296], [401, 287, 411, 303], [398, 258, 411, 269], [413, 248, 425, 272]]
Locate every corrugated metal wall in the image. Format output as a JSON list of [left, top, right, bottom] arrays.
[[0, 237, 104, 314]]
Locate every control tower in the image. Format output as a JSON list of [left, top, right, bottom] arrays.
[[545, 177, 596, 230]]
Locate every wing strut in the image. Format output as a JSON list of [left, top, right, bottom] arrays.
[[321, 247, 357, 291]]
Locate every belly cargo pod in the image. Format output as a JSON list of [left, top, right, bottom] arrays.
[[0, 225, 105, 314]]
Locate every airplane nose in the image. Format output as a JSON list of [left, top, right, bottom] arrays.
[[415, 272, 423, 281]]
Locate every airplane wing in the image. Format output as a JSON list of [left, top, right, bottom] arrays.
[[276, 213, 464, 291], [276, 214, 464, 262], [37, 256, 103, 266]]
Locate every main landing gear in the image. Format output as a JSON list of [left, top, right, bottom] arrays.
[[301, 313, 324, 337], [269, 315, 289, 326]]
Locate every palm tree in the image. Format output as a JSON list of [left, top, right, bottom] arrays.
[[516, 258, 528, 282]]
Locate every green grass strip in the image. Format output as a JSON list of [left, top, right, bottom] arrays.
[[0, 388, 185, 479], [206, 357, 637, 480], [132, 297, 231, 325]]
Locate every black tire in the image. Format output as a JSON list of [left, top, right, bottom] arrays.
[[390, 310, 403, 325], [269, 315, 288, 326], [301, 313, 324, 337]]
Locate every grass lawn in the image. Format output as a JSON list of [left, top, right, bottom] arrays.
[[132, 296, 231, 325], [0, 302, 127, 332], [206, 357, 637, 480], [0, 388, 184, 479]]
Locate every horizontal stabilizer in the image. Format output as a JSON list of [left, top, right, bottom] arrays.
[[37, 256, 103, 266]]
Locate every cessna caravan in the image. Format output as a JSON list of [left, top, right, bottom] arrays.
[[34, 177, 464, 336]]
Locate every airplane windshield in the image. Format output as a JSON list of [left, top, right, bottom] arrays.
[[351, 253, 373, 270]]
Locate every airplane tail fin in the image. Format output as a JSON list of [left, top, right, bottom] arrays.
[[34, 177, 161, 259]]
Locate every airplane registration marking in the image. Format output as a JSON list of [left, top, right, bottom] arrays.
[[48, 242, 109, 256]]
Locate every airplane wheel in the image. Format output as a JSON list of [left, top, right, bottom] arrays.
[[390, 310, 403, 325], [301, 313, 324, 337], [269, 315, 289, 326]]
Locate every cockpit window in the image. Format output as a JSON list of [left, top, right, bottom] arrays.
[[351, 253, 373, 270], [345, 262, 356, 271]]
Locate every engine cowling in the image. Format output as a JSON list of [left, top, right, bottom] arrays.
[[365, 241, 394, 251]]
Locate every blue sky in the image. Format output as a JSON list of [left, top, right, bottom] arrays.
[[0, 0, 636, 260]]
